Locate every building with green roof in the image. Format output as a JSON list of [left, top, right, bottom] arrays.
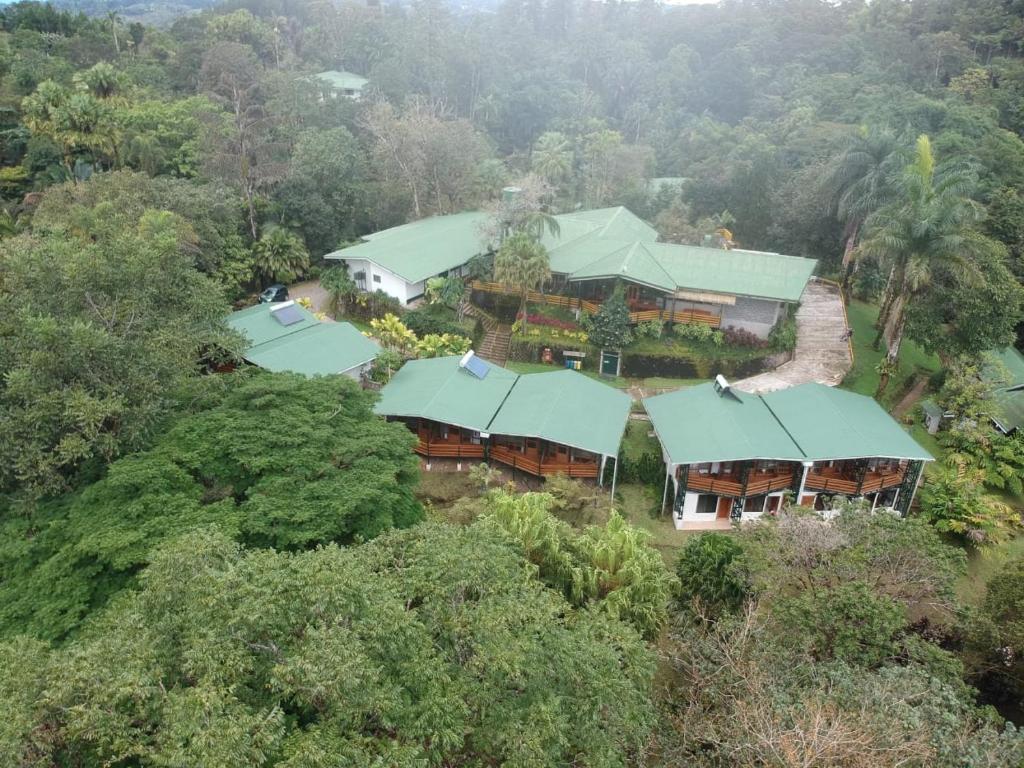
[[644, 378, 931, 529], [227, 302, 380, 379], [325, 203, 816, 338], [985, 347, 1024, 435], [313, 69, 368, 99], [374, 353, 631, 487]]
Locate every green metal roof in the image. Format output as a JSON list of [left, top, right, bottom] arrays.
[[762, 384, 933, 462], [328, 205, 815, 303], [373, 355, 519, 433], [226, 301, 318, 347], [374, 357, 629, 456], [244, 322, 380, 376], [987, 348, 1024, 434], [644, 382, 932, 465], [324, 211, 490, 284], [314, 70, 368, 91], [644, 382, 805, 465], [487, 369, 632, 457], [227, 303, 379, 377]]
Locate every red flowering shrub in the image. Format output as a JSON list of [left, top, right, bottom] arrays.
[[516, 312, 580, 330], [721, 326, 769, 349]]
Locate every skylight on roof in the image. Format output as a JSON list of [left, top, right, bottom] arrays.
[[271, 301, 304, 326]]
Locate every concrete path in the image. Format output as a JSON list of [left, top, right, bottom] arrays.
[[733, 279, 852, 394], [289, 279, 329, 313]]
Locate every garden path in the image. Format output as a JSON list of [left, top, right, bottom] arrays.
[[733, 279, 852, 394]]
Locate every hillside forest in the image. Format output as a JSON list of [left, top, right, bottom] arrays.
[[2, 0, 1024, 765]]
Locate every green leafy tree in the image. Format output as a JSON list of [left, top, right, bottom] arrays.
[[482, 490, 676, 639], [676, 532, 749, 615], [0, 372, 422, 641], [918, 467, 1019, 545], [493, 231, 550, 333], [251, 225, 309, 286], [824, 125, 906, 276], [320, 264, 358, 318], [859, 136, 995, 395], [415, 332, 471, 358], [0, 208, 240, 498], [531, 131, 573, 187], [585, 285, 633, 350], [0, 523, 656, 765], [369, 313, 417, 354]]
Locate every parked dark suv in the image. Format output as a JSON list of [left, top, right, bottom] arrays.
[[259, 284, 288, 303]]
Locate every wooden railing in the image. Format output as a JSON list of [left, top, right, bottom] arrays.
[[489, 446, 599, 478], [415, 440, 485, 459], [804, 468, 905, 495], [630, 308, 720, 327], [687, 471, 793, 497], [470, 281, 721, 327]]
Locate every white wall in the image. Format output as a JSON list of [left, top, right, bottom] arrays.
[[342, 258, 416, 305], [340, 360, 374, 380]]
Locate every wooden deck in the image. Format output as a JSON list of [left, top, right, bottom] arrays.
[[686, 471, 794, 497], [803, 468, 905, 495], [489, 446, 600, 478]]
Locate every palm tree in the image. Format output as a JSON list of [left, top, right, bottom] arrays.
[[531, 132, 573, 187], [858, 135, 987, 397], [252, 226, 310, 286], [494, 232, 550, 334], [823, 126, 906, 281]]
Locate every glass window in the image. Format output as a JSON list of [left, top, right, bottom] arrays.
[[373, 274, 381, 283], [695, 495, 718, 515], [744, 495, 766, 513]]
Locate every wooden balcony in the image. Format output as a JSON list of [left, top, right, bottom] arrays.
[[686, 470, 794, 497], [414, 439, 485, 459], [489, 446, 600, 478], [629, 307, 720, 327], [804, 467, 905, 495]]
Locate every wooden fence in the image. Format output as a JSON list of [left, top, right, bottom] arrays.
[[469, 281, 721, 327]]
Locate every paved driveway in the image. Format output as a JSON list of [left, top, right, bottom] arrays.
[[733, 279, 852, 394]]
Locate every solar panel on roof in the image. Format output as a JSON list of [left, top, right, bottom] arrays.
[[271, 302, 304, 326], [459, 350, 489, 380]]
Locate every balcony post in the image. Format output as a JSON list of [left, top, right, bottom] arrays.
[[855, 460, 868, 496], [610, 454, 619, 502], [661, 462, 672, 515], [796, 461, 813, 505]]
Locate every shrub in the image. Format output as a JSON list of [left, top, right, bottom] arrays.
[[768, 318, 797, 351], [673, 322, 724, 346], [348, 289, 402, 321], [401, 304, 464, 337], [721, 325, 769, 349], [515, 311, 580, 331], [675, 533, 749, 615], [635, 319, 664, 339]]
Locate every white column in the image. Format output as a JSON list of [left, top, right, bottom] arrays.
[[599, 454, 607, 487], [610, 455, 619, 502], [661, 463, 672, 515], [796, 461, 813, 505]]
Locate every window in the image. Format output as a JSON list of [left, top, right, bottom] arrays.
[[695, 495, 718, 515], [372, 274, 381, 283], [744, 495, 766, 513]]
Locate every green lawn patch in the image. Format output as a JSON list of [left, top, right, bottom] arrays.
[[334, 314, 375, 334], [622, 420, 660, 460], [842, 300, 940, 406]]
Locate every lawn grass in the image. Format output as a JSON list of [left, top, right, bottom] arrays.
[[842, 300, 941, 406], [334, 314, 375, 334], [956, 533, 1024, 606], [622, 420, 660, 460]]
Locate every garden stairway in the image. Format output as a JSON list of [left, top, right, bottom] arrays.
[[477, 325, 512, 366], [460, 293, 511, 366]]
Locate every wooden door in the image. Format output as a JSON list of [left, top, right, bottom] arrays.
[[716, 497, 732, 519]]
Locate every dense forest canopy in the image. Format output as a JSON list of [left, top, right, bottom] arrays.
[[1, 0, 1024, 764]]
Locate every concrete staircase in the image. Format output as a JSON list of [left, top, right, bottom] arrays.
[[461, 293, 511, 366], [477, 325, 512, 365]]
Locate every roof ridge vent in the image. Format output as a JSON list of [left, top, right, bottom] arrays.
[[713, 374, 741, 401]]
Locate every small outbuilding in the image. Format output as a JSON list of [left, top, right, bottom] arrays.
[[227, 301, 380, 379]]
